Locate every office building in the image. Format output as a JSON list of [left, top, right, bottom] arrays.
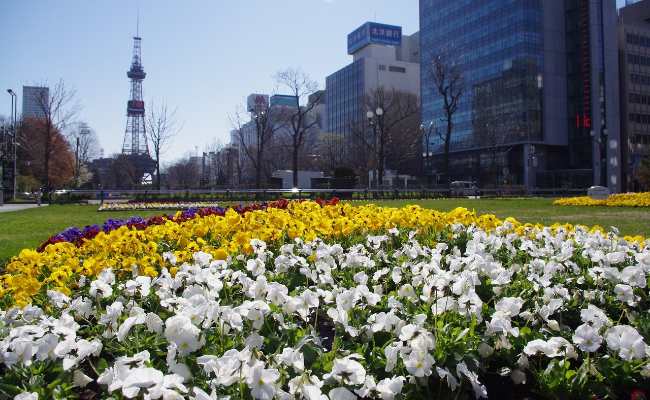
[[326, 22, 420, 163], [619, 0, 650, 191], [420, 0, 621, 191], [22, 86, 49, 119]]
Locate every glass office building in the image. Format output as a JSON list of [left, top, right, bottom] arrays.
[[326, 60, 366, 136], [420, 0, 621, 191]]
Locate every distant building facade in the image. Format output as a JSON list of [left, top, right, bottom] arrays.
[[619, 0, 650, 191], [326, 22, 421, 164], [22, 86, 49, 119], [420, 0, 621, 191]]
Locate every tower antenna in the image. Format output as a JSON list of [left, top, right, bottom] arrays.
[[136, 6, 140, 37]]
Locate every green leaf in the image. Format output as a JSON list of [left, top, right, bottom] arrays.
[[97, 358, 109, 373], [565, 369, 577, 381]]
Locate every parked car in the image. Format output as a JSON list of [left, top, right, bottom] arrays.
[[450, 181, 480, 197]]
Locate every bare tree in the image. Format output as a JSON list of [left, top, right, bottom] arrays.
[[230, 104, 282, 189], [31, 80, 79, 191], [108, 154, 140, 189], [72, 123, 100, 164], [420, 120, 436, 184], [165, 156, 200, 189], [275, 68, 322, 188], [352, 88, 419, 187], [316, 132, 345, 173], [67, 122, 100, 186], [146, 100, 181, 190], [429, 54, 464, 185]]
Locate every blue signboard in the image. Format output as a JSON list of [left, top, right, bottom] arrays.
[[270, 95, 298, 108], [347, 22, 402, 55]]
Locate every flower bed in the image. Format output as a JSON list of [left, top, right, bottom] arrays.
[[554, 192, 650, 207], [1, 201, 649, 399], [98, 201, 223, 211]]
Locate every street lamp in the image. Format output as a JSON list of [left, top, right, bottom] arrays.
[[6, 89, 17, 201], [367, 107, 385, 188], [420, 121, 434, 183]]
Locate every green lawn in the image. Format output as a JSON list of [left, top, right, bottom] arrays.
[[1, 198, 649, 265], [0, 205, 165, 265]]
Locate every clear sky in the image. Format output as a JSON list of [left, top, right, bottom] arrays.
[[0, 1, 630, 162], [0, 0, 419, 162]]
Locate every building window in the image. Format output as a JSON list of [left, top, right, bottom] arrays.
[[631, 135, 650, 145], [630, 74, 650, 86], [627, 33, 650, 48], [388, 65, 406, 73], [630, 113, 650, 124], [378, 64, 386, 71], [629, 93, 650, 105], [628, 54, 650, 66]]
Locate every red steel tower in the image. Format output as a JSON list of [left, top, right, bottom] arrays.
[[121, 35, 149, 155]]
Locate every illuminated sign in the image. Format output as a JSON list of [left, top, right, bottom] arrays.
[[347, 22, 402, 55], [578, 0, 591, 132], [575, 114, 591, 129]]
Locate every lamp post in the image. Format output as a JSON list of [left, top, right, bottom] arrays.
[[252, 109, 267, 190], [420, 121, 434, 186], [367, 107, 384, 188], [6, 89, 17, 201]]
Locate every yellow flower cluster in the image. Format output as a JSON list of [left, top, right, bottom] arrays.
[[554, 192, 650, 207], [0, 201, 643, 306]]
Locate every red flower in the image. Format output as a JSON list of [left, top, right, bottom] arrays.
[[631, 389, 647, 400]]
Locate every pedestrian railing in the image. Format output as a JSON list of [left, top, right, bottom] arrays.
[[46, 187, 589, 205]]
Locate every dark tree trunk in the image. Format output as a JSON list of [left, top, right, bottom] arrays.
[[255, 147, 263, 190], [44, 123, 52, 191], [378, 135, 385, 188], [292, 136, 299, 188], [444, 120, 452, 186], [156, 151, 161, 190]]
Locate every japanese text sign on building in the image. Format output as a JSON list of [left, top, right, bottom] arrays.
[[348, 22, 402, 55]]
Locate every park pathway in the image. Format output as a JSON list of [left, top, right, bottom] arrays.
[[0, 204, 48, 213]]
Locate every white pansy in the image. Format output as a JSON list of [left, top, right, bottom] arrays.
[[572, 323, 602, 352], [247, 364, 279, 400], [403, 350, 434, 377], [329, 387, 357, 400], [376, 376, 405, 400], [325, 355, 366, 385], [580, 304, 611, 329], [276, 347, 305, 372], [614, 284, 637, 306], [14, 393, 38, 400], [605, 325, 648, 361], [164, 315, 203, 355]]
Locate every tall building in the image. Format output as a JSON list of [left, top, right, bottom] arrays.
[[619, 0, 650, 191], [420, 0, 621, 191], [121, 35, 149, 156], [326, 22, 420, 163], [22, 86, 49, 119]]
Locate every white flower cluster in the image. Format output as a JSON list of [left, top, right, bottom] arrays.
[[1, 225, 650, 399]]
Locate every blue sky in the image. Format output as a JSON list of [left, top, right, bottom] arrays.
[[0, 1, 418, 162]]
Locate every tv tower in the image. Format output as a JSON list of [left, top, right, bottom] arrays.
[[121, 22, 149, 155]]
